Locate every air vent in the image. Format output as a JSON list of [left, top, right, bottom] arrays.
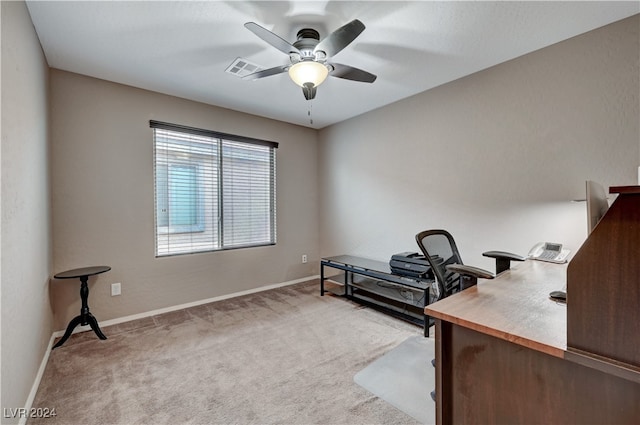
[[225, 57, 264, 78]]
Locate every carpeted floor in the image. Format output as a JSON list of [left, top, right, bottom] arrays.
[[29, 280, 428, 425]]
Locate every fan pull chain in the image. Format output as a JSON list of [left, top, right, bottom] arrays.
[[308, 101, 313, 125]]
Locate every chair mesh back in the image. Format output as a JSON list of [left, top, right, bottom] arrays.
[[416, 230, 464, 299]]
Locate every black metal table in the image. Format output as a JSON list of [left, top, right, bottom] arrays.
[[320, 255, 435, 336], [52, 265, 111, 349]]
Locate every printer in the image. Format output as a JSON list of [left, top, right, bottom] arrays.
[[389, 252, 434, 279]]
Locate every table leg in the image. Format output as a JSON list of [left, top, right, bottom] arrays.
[[53, 275, 107, 349], [78, 275, 107, 340], [86, 312, 107, 340], [79, 276, 90, 324], [52, 315, 83, 349]]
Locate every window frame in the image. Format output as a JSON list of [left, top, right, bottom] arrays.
[[151, 120, 278, 257]]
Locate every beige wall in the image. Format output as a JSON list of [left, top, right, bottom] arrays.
[[49, 71, 319, 330], [318, 15, 639, 269], [1, 1, 53, 420]]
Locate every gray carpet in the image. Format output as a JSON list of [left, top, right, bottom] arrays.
[[29, 280, 423, 425], [354, 336, 435, 424]]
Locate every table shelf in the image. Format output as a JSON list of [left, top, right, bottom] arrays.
[[320, 255, 435, 336]]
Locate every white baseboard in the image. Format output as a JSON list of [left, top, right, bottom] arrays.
[[25, 275, 319, 422], [52, 275, 319, 337], [19, 334, 57, 425]]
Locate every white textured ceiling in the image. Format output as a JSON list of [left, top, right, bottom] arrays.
[[26, 1, 639, 129]]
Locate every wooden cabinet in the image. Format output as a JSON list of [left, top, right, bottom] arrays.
[[567, 186, 640, 367]]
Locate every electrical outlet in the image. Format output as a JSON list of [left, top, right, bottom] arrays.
[[111, 282, 121, 296], [302, 254, 308, 264]]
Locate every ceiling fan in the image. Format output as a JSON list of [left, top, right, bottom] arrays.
[[242, 19, 377, 100]]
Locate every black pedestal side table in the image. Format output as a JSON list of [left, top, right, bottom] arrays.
[[52, 265, 111, 349]]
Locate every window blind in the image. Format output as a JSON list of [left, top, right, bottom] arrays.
[[151, 121, 277, 257]]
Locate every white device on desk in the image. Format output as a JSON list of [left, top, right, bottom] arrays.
[[528, 242, 570, 263]]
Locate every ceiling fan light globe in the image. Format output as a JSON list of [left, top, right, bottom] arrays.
[[288, 61, 329, 88]]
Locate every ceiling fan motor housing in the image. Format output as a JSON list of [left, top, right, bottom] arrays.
[[294, 28, 321, 59]]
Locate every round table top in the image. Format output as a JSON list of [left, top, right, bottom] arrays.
[[54, 265, 111, 279]]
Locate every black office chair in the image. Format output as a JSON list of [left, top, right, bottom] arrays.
[[417, 229, 525, 402], [416, 229, 525, 300]]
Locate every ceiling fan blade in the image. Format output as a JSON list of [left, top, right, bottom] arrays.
[[242, 65, 288, 80], [330, 63, 377, 83], [244, 22, 300, 56], [314, 19, 365, 57]]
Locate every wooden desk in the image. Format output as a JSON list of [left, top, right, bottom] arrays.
[[426, 260, 567, 357], [425, 259, 640, 424]]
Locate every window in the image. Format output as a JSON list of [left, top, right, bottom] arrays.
[[151, 121, 277, 257], [156, 163, 203, 233]]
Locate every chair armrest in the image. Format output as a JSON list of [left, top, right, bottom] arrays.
[[482, 250, 527, 262], [482, 250, 526, 274], [445, 264, 495, 291], [445, 264, 495, 280]]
